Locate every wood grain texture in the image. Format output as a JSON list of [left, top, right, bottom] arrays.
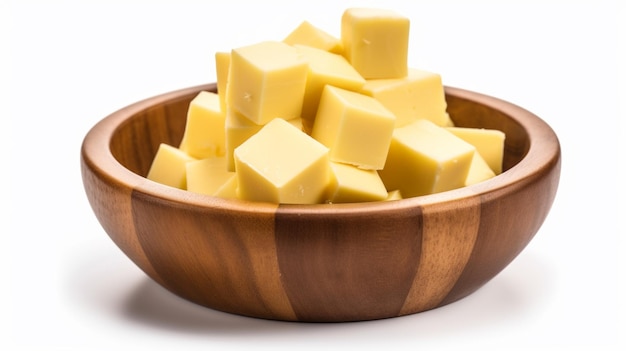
[[80, 83, 561, 322], [275, 205, 421, 322], [130, 190, 296, 320], [399, 193, 481, 315]]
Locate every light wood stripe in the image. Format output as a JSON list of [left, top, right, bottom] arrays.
[[440, 162, 560, 306], [400, 195, 480, 314], [131, 191, 297, 320]]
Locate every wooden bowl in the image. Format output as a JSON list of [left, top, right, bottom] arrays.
[[81, 83, 561, 322]]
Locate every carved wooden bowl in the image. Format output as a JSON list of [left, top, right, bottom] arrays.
[[81, 83, 560, 322]]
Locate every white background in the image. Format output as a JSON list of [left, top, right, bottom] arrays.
[[3, 0, 625, 349]]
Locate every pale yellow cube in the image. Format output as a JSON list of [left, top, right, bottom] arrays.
[[385, 189, 403, 201], [341, 8, 409, 79], [283, 20, 343, 54], [294, 44, 366, 133], [225, 107, 302, 172], [378, 119, 475, 197], [229, 41, 308, 124], [147, 143, 197, 190], [214, 174, 239, 199], [446, 127, 505, 174], [328, 162, 388, 203], [178, 91, 226, 159], [186, 156, 236, 196], [311, 85, 395, 170], [465, 151, 496, 186], [361, 68, 453, 127], [287, 117, 304, 131], [234, 118, 332, 204], [224, 107, 264, 172], [215, 51, 231, 113]]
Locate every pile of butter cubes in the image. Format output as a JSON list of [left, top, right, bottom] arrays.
[[147, 8, 505, 204]]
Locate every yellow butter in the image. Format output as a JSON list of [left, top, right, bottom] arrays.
[[446, 127, 505, 174], [294, 44, 366, 134], [229, 41, 308, 125], [385, 189, 403, 201], [186, 156, 236, 196], [465, 151, 496, 186], [147, 143, 197, 190], [327, 162, 388, 203], [224, 107, 264, 172], [283, 20, 343, 54], [214, 174, 239, 199], [341, 8, 409, 79], [234, 118, 332, 204], [312, 85, 395, 170], [361, 68, 453, 127], [287, 117, 304, 131], [215, 51, 231, 113], [178, 91, 226, 159], [225, 107, 302, 172], [378, 119, 475, 197]]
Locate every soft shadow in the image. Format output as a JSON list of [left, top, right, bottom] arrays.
[[68, 246, 556, 339], [120, 250, 556, 337], [120, 278, 301, 335]]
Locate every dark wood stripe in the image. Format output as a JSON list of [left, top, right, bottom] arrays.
[[275, 205, 422, 322]]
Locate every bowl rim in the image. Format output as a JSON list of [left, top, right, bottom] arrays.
[[81, 83, 560, 215]]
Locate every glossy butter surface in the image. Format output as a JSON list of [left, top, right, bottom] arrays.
[[294, 44, 365, 133], [178, 91, 225, 159], [229, 41, 308, 124], [447, 126, 505, 174], [465, 151, 496, 186], [312, 85, 395, 170], [146, 143, 196, 189], [341, 8, 409, 79], [235, 118, 332, 204], [328, 161, 388, 203], [186, 156, 235, 196], [361, 68, 452, 127], [379, 119, 475, 197], [283, 20, 343, 54]]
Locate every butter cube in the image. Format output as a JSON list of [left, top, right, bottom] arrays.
[[229, 41, 308, 125], [312, 85, 395, 170], [386, 189, 403, 201], [224, 107, 264, 172], [186, 156, 236, 196], [465, 151, 496, 186], [328, 162, 388, 203], [361, 68, 453, 127], [225, 107, 302, 171], [341, 8, 409, 79], [283, 21, 343, 54], [287, 117, 304, 131], [214, 174, 239, 199], [215, 51, 231, 113], [234, 118, 332, 204], [378, 119, 475, 197], [446, 127, 505, 174], [294, 44, 366, 133], [178, 91, 226, 159], [147, 143, 197, 190]]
